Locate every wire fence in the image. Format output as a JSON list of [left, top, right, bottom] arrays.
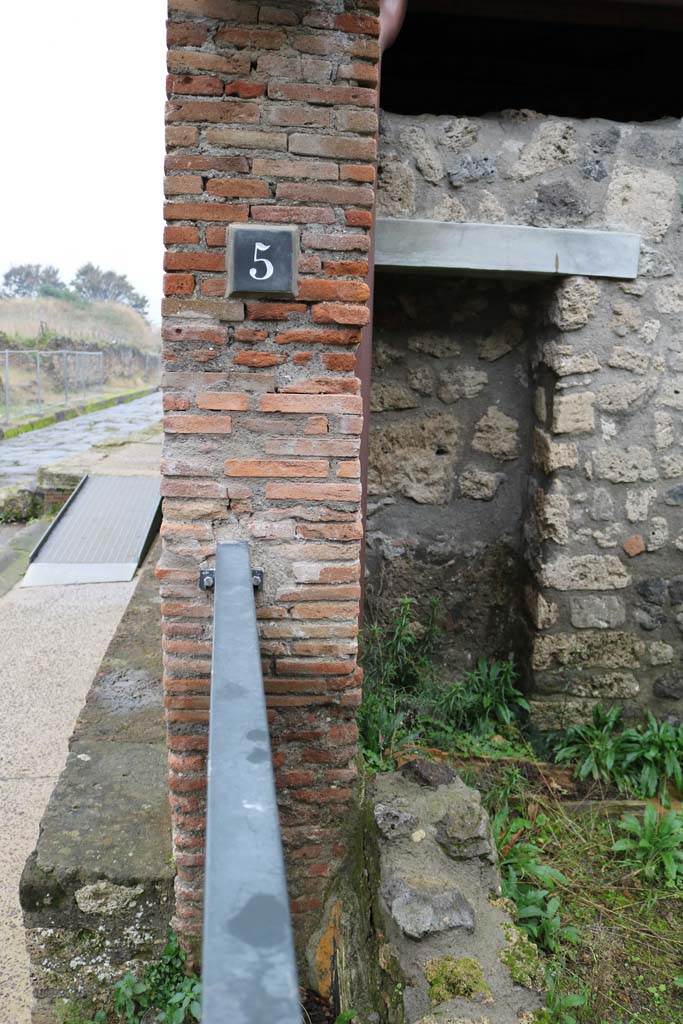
[[0, 349, 160, 426]]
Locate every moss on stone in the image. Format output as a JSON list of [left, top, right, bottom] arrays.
[[425, 956, 492, 1005], [499, 924, 545, 991]]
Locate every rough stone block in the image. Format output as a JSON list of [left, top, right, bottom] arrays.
[[570, 595, 626, 629], [605, 164, 676, 241], [552, 391, 595, 435], [541, 555, 631, 590], [472, 407, 520, 461]]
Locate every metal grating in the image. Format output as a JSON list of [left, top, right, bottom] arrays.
[[22, 475, 160, 587]]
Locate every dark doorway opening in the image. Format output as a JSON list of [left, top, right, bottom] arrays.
[[381, 2, 683, 121]]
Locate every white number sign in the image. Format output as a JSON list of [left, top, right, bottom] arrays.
[[249, 242, 274, 281]]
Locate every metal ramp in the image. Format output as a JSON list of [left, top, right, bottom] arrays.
[[22, 475, 161, 587]]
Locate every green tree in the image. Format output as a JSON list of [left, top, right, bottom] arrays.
[[71, 263, 149, 317], [2, 263, 66, 298]]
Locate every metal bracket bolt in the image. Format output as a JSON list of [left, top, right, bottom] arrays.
[[199, 568, 264, 591]]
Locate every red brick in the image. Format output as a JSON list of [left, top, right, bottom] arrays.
[[163, 394, 191, 411], [165, 154, 250, 173], [340, 163, 375, 183], [161, 479, 226, 498], [322, 259, 369, 277], [259, 393, 362, 414], [299, 254, 322, 273], [167, 50, 250, 76], [252, 157, 338, 180], [336, 61, 379, 85], [302, 231, 370, 252], [196, 392, 250, 411], [275, 327, 360, 346], [335, 12, 380, 34], [166, 100, 261, 124], [215, 26, 285, 49], [233, 351, 286, 367], [291, 33, 339, 56], [251, 205, 335, 225], [200, 278, 227, 296], [164, 251, 224, 271], [264, 438, 359, 457], [266, 104, 332, 128], [277, 183, 373, 207], [164, 273, 194, 296], [345, 208, 373, 227], [207, 178, 269, 198], [225, 80, 267, 99], [338, 414, 363, 434], [304, 416, 329, 434], [623, 535, 646, 557], [166, 23, 209, 47], [259, 4, 299, 24], [164, 202, 249, 222], [162, 324, 228, 345], [166, 125, 198, 147], [282, 377, 359, 394], [293, 353, 312, 364], [312, 302, 370, 326], [225, 459, 329, 478], [276, 659, 356, 676], [268, 84, 375, 108], [235, 326, 268, 342], [266, 483, 361, 502], [278, 770, 316, 788], [280, 582, 361, 600], [164, 225, 200, 245], [168, 74, 223, 96], [298, 279, 370, 302], [296, 523, 363, 542], [336, 460, 360, 478], [246, 301, 306, 320], [169, 0, 258, 17], [323, 352, 357, 371], [164, 414, 232, 433], [164, 175, 203, 195], [205, 128, 287, 150]]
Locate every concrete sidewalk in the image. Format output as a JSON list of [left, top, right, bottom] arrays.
[[0, 578, 137, 1022]]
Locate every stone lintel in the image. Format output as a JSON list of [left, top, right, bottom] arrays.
[[375, 218, 640, 280]]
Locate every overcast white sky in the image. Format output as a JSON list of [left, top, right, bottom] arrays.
[[0, 1, 166, 321]]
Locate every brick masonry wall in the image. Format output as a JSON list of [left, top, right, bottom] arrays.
[[159, 0, 379, 953], [374, 110, 683, 728]]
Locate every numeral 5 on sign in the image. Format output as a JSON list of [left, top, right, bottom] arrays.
[[227, 224, 299, 298]]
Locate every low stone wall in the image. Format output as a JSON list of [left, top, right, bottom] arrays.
[[20, 543, 174, 1022], [371, 109, 683, 725], [309, 760, 542, 1024]]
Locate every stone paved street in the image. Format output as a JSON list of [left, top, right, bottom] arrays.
[[0, 392, 162, 488]]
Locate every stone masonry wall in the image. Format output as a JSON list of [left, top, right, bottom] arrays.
[[368, 272, 537, 675], [374, 110, 683, 727], [160, 0, 379, 954]]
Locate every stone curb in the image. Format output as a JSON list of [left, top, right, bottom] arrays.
[[0, 385, 159, 440]]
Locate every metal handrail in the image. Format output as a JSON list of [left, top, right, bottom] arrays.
[[201, 542, 301, 1023]]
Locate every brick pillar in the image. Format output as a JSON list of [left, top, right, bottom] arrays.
[[159, 0, 379, 953]]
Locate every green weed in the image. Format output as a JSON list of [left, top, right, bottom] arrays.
[[612, 805, 683, 888], [555, 705, 683, 805]]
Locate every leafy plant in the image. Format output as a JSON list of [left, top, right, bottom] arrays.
[[493, 811, 576, 954], [361, 596, 440, 693], [334, 1012, 359, 1024], [554, 704, 625, 786], [105, 931, 201, 1024], [618, 712, 683, 804], [612, 805, 683, 887], [541, 970, 587, 1024]]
